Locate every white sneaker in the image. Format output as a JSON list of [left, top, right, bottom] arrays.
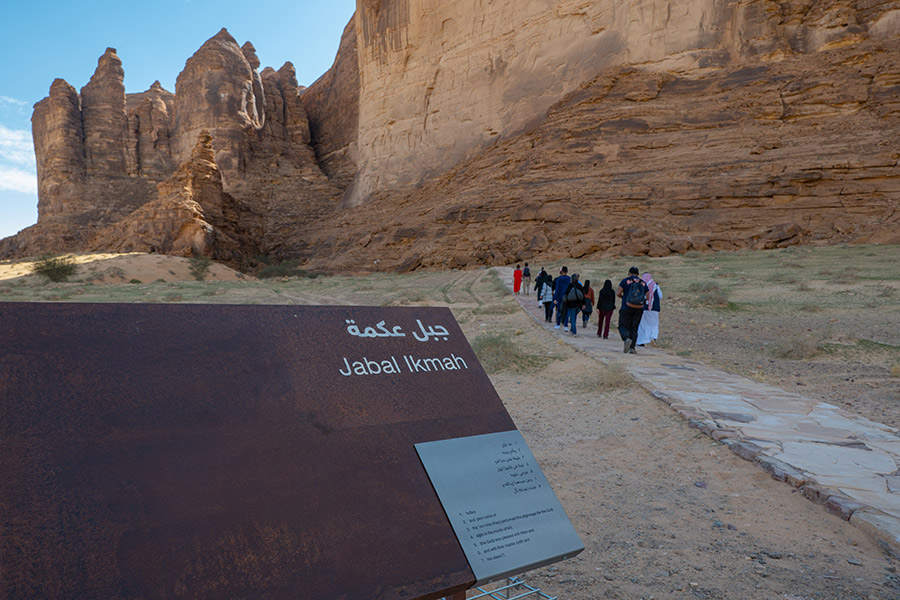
[[554, 325, 560, 329]]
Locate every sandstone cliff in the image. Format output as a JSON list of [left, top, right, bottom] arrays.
[[296, 38, 900, 272], [89, 131, 259, 261], [3, 2, 900, 270], [302, 19, 360, 186], [346, 0, 900, 207], [2, 31, 342, 266]]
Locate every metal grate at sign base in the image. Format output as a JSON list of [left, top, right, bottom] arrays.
[[468, 576, 558, 600]]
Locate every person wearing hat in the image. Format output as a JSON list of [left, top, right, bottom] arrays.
[[616, 266, 650, 354]]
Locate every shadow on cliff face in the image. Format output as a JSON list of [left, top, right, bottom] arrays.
[[295, 41, 900, 274]]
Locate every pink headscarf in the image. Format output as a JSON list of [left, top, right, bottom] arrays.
[[641, 273, 656, 306]]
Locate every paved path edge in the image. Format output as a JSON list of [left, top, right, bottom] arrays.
[[496, 267, 900, 558]]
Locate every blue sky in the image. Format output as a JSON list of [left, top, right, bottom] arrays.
[[0, 0, 356, 241]]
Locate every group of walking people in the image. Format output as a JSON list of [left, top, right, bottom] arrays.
[[527, 265, 662, 352]]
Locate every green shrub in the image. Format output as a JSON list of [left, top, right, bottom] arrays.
[[189, 256, 213, 281], [32, 255, 78, 282]]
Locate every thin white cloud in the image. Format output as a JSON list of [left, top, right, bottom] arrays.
[[0, 166, 38, 194], [0, 125, 36, 168], [0, 96, 28, 107]]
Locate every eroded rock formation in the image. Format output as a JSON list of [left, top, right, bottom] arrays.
[[89, 131, 259, 261], [2, 2, 899, 270], [2, 31, 342, 266]]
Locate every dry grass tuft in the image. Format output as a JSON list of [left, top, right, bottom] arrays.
[[573, 361, 634, 391], [687, 281, 730, 307], [470, 331, 550, 373], [770, 332, 823, 360]]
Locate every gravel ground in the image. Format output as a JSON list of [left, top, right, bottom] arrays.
[[3, 250, 900, 599]]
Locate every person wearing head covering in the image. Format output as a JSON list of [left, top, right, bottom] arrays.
[[513, 265, 523, 295], [533, 267, 551, 299], [636, 273, 662, 346], [539, 272, 555, 322], [595, 279, 616, 338], [581, 279, 594, 328]]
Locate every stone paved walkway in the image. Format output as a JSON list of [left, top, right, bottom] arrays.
[[497, 268, 900, 556]]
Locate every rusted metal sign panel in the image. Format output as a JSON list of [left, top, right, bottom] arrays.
[[0, 303, 515, 599]]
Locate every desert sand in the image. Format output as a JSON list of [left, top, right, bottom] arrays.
[[2, 248, 899, 598]]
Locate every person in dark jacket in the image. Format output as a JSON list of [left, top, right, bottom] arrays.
[[533, 268, 551, 299], [552, 266, 571, 329], [581, 279, 594, 328], [617, 266, 650, 354], [562, 273, 585, 335], [539, 274, 555, 322], [596, 279, 617, 339]]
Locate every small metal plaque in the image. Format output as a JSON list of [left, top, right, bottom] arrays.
[[416, 430, 584, 584]]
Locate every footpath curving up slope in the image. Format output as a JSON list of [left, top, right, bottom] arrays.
[[497, 266, 900, 557]]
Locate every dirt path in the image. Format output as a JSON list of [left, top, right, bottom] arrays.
[[474, 277, 900, 599]]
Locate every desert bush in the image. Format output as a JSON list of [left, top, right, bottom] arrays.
[[830, 268, 859, 284], [189, 256, 212, 281], [770, 332, 823, 360], [687, 281, 730, 307], [32, 254, 78, 282], [257, 259, 308, 279], [573, 361, 634, 391], [470, 331, 548, 373]]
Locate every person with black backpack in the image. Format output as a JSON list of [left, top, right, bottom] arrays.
[[616, 266, 650, 354], [562, 273, 586, 335]]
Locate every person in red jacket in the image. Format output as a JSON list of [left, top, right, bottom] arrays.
[[513, 265, 523, 295]]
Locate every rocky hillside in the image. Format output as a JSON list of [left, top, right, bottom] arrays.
[[2, 2, 899, 270], [298, 38, 900, 271]]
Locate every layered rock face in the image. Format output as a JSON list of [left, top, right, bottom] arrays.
[[2, 31, 342, 265], [89, 131, 260, 261], [3, 2, 900, 269], [347, 0, 900, 207], [297, 35, 900, 271], [302, 19, 360, 186]]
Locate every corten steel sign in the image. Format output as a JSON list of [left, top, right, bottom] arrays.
[[0, 303, 517, 599]]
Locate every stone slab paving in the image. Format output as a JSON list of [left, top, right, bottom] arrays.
[[496, 267, 900, 556]]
